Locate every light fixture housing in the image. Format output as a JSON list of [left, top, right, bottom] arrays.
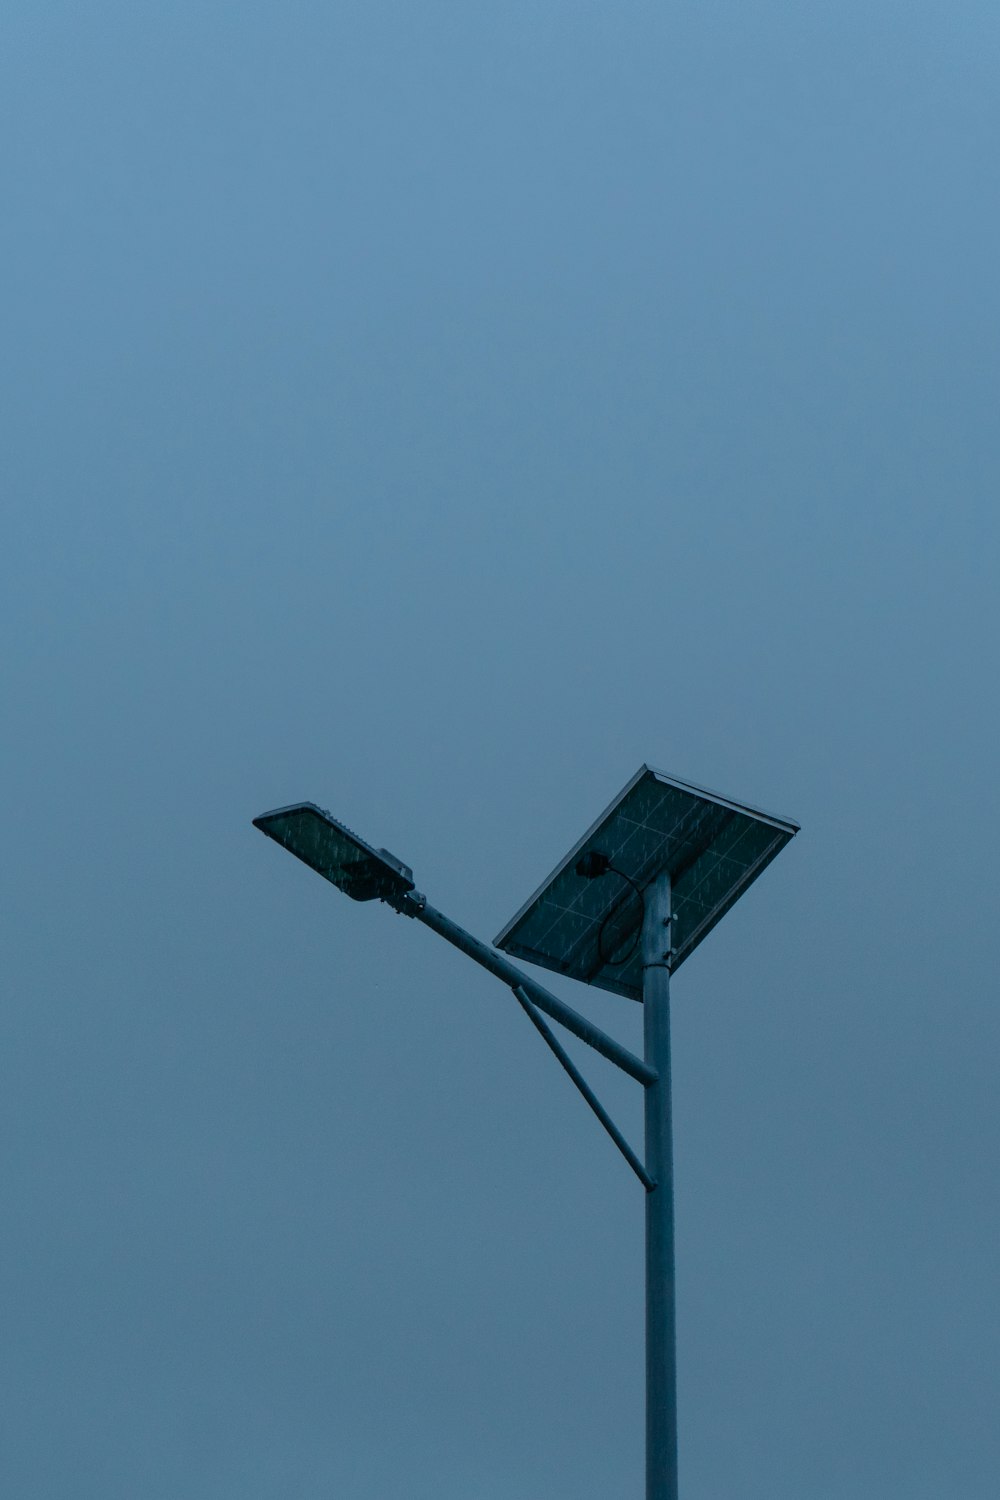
[[252, 802, 414, 903]]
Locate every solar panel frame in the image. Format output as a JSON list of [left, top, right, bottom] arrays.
[[494, 766, 799, 1000]]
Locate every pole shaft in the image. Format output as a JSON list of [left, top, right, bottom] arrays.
[[643, 872, 677, 1500]]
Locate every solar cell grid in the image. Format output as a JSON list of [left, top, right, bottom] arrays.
[[494, 767, 798, 1000]]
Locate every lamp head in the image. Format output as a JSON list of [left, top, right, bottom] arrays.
[[252, 803, 414, 903]]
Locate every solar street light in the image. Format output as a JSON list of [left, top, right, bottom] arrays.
[[254, 766, 798, 1500]]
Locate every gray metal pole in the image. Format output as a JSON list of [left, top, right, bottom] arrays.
[[643, 871, 677, 1500]]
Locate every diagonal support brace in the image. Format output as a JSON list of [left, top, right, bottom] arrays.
[[513, 986, 654, 1191]]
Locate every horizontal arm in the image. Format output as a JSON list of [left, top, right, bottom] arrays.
[[395, 894, 655, 1086]]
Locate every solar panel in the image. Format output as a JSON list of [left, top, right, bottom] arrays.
[[494, 766, 799, 1000], [253, 803, 415, 903]]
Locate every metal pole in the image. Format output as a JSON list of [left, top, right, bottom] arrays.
[[643, 871, 677, 1500]]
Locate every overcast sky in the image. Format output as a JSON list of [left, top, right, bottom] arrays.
[[3, 3, 999, 1496]]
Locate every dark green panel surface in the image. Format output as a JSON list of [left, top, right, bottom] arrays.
[[494, 767, 798, 1000]]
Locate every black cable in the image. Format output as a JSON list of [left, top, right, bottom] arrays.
[[596, 866, 645, 968]]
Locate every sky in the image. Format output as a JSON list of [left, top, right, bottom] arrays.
[[2, 2, 998, 1496]]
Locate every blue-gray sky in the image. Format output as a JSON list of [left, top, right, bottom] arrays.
[[3, 3, 998, 1496]]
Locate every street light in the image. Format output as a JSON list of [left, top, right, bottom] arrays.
[[254, 765, 799, 1500]]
